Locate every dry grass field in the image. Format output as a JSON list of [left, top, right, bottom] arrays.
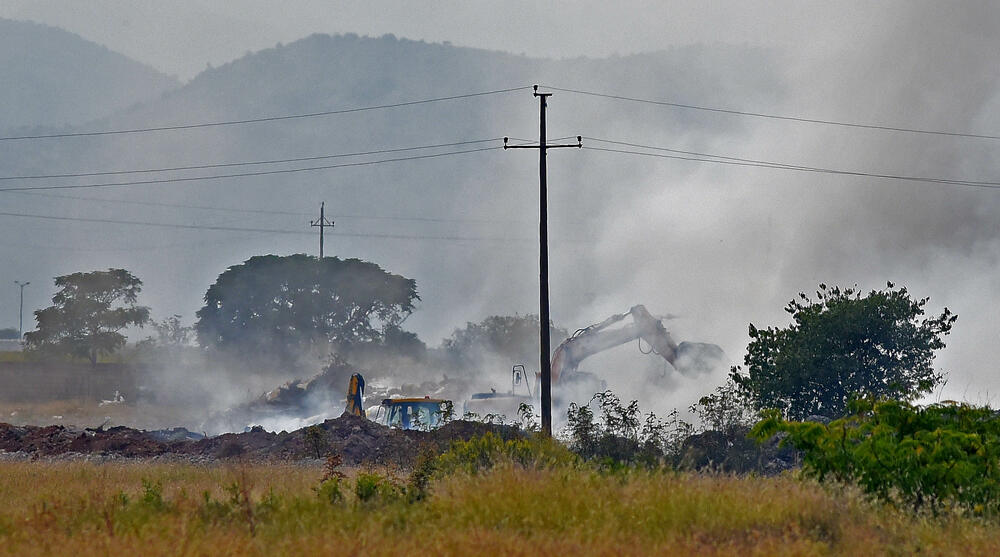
[[0, 460, 996, 556]]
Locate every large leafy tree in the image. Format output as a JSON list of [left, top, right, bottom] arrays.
[[25, 269, 150, 365], [442, 314, 567, 369], [195, 254, 419, 365], [730, 283, 956, 420]]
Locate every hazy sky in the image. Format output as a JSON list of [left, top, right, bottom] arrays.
[[3, 1, 1000, 415], [3, 0, 903, 80]]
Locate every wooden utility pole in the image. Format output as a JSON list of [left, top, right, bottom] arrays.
[[505, 85, 581, 436], [310, 202, 334, 258]]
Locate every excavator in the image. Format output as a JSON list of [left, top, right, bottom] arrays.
[[551, 304, 722, 385], [466, 305, 723, 419]]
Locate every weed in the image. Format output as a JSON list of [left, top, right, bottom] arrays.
[[354, 473, 380, 502], [315, 477, 343, 505], [517, 401, 540, 432], [224, 471, 257, 535], [1, 461, 1000, 554], [354, 472, 403, 504], [434, 432, 577, 476], [140, 479, 168, 512], [321, 453, 345, 482], [406, 449, 438, 502]]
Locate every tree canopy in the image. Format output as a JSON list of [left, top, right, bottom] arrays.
[[442, 314, 568, 369], [730, 283, 956, 420], [24, 268, 150, 364], [195, 254, 419, 366]]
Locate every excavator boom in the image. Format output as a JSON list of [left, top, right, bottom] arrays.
[[550, 304, 718, 383]]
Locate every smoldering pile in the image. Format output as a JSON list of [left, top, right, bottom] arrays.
[[0, 414, 519, 466]]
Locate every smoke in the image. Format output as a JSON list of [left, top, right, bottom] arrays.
[[4, 5, 1000, 430]]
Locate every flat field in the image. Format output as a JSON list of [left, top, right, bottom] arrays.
[[0, 461, 995, 556]]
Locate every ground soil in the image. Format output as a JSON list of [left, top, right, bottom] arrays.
[[0, 415, 518, 466]]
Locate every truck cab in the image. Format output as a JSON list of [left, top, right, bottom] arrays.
[[374, 396, 451, 430]]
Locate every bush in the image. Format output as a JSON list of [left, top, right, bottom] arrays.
[[315, 478, 343, 505], [753, 398, 1000, 515], [434, 432, 577, 476], [566, 391, 691, 468], [354, 472, 403, 504]]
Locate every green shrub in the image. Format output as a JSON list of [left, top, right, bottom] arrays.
[[566, 391, 693, 467], [354, 472, 403, 504], [754, 398, 1000, 515], [434, 432, 577, 476], [112, 480, 174, 534], [406, 450, 438, 502], [315, 477, 343, 505]]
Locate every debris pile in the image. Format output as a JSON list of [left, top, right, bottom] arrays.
[[0, 414, 518, 466]]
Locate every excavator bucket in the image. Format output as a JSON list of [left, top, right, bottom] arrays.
[[674, 342, 725, 376]]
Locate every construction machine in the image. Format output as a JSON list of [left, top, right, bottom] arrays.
[[344, 372, 451, 430], [465, 305, 723, 420], [551, 304, 722, 385], [345, 373, 366, 417], [463, 364, 534, 419], [373, 396, 452, 430]]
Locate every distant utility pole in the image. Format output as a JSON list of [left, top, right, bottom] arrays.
[[310, 201, 334, 258], [505, 85, 582, 436], [14, 280, 29, 339]]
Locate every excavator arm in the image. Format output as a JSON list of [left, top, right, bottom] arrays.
[[550, 305, 719, 384]]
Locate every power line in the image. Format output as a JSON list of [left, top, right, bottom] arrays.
[[8, 190, 536, 225], [0, 210, 536, 243], [0, 235, 262, 253], [0, 86, 529, 141], [0, 138, 502, 181], [0, 145, 499, 193], [583, 139, 1000, 190], [543, 85, 1000, 141]]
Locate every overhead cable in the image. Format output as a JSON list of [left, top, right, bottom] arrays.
[[544, 85, 1000, 141], [0, 138, 502, 181], [0, 86, 529, 141], [0, 210, 535, 243], [0, 145, 499, 192], [584, 139, 1000, 190], [9, 190, 533, 225]]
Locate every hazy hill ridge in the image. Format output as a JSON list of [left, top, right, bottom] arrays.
[[0, 18, 179, 131], [0, 31, 777, 379]]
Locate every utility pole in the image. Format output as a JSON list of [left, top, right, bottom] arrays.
[[310, 202, 334, 258], [505, 85, 581, 436], [14, 281, 29, 339]]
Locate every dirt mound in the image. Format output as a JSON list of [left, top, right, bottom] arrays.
[[0, 423, 173, 458], [0, 416, 520, 466]]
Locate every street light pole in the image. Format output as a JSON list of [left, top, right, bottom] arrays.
[[14, 281, 29, 339]]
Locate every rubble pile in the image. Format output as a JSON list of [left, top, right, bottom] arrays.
[[0, 415, 518, 466]]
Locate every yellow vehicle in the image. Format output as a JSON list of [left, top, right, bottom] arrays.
[[344, 372, 451, 430], [374, 396, 451, 430]]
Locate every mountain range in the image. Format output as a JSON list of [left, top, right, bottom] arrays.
[[0, 18, 178, 130]]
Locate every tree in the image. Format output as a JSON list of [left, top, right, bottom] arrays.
[[730, 283, 956, 420], [24, 269, 150, 365], [0, 328, 18, 340], [442, 314, 568, 369], [195, 254, 418, 366], [149, 314, 194, 347]]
